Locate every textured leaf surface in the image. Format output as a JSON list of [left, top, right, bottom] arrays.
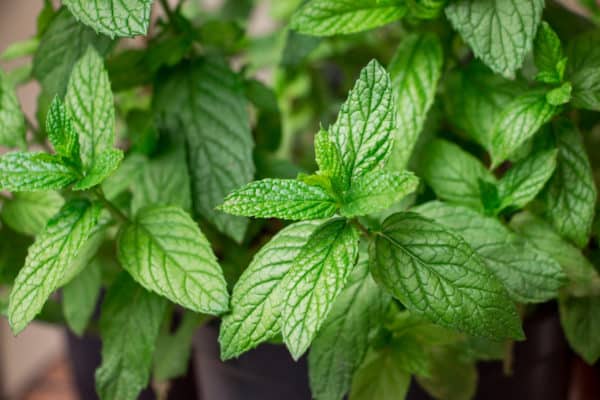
[[1, 191, 64, 236], [387, 33, 443, 169], [340, 170, 418, 217], [290, 0, 406, 37], [542, 120, 597, 247], [46, 97, 80, 162], [566, 31, 600, 111], [73, 149, 123, 190], [63, 259, 102, 335], [314, 128, 345, 189], [96, 274, 166, 400], [219, 221, 320, 360], [308, 253, 388, 400], [0, 70, 25, 148], [8, 200, 101, 334], [533, 21, 566, 83], [371, 211, 523, 339], [118, 205, 229, 314], [154, 59, 254, 242], [101, 153, 147, 200], [221, 178, 337, 220], [0, 152, 78, 192], [559, 295, 600, 364], [65, 47, 115, 171], [282, 219, 360, 359], [445, 0, 545, 77], [63, 0, 153, 38]]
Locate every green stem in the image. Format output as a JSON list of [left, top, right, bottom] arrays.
[[159, 0, 176, 22], [351, 219, 371, 238], [93, 188, 128, 224]]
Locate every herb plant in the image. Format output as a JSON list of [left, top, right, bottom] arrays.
[[0, 0, 599, 399]]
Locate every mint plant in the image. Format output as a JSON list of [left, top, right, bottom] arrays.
[[0, 1, 599, 399]]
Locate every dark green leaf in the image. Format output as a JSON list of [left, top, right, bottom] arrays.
[[559, 295, 600, 364], [63, 259, 102, 335]]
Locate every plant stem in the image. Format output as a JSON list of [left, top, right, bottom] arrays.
[[159, 0, 176, 22], [351, 219, 371, 237], [93, 188, 128, 224]]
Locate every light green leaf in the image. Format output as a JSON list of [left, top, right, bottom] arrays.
[[445, 0, 544, 77], [282, 219, 360, 359], [0, 152, 78, 192], [415, 201, 566, 304], [0, 37, 39, 61], [387, 33, 443, 169], [219, 221, 320, 360], [290, 0, 406, 37], [8, 200, 101, 334], [497, 148, 558, 210], [96, 274, 166, 400], [1, 191, 65, 236], [566, 31, 600, 111], [559, 295, 600, 365], [101, 153, 147, 200], [534, 21, 567, 84], [420, 139, 495, 212], [63, 259, 102, 336], [117, 205, 229, 315], [46, 97, 80, 162], [314, 128, 345, 189], [60, 224, 107, 287], [73, 148, 123, 190], [63, 0, 153, 38], [489, 93, 557, 167], [340, 170, 418, 217], [221, 178, 337, 220], [542, 119, 597, 247], [416, 346, 477, 400], [371, 211, 523, 339], [330, 60, 395, 180], [546, 82, 572, 106], [154, 59, 254, 243], [0, 69, 26, 148], [65, 46, 115, 171], [309, 252, 389, 400]]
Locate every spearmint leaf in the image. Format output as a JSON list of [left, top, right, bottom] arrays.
[[65, 46, 115, 171], [96, 274, 166, 400], [1, 191, 65, 236], [566, 31, 600, 111], [73, 149, 123, 190], [559, 295, 600, 364], [0, 69, 26, 148], [46, 97, 80, 162], [387, 33, 443, 169], [445, 0, 544, 78], [290, 0, 407, 37], [497, 148, 558, 210], [101, 153, 147, 200], [340, 170, 419, 218], [308, 251, 389, 400], [63, 0, 153, 38], [219, 221, 321, 360], [282, 219, 360, 360], [154, 59, 254, 243], [420, 139, 496, 212], [546, 82, 572, 106], [117, 205, 229, 315], [314, 128, 345, 189], [7, 200, 101, 334], [59, 223, 107, 287], [542, 119, 597, 247], [330, 60, 395, 180], [415, 201, 566, 304], [220, 179, 337, 220], [489, 93, 557, 167], [62, 259, 102, 336], [406, 0, 446, 19], [534, 21, 567, 84], [0, 152, 79, 192], [371, 211, 523, 339]]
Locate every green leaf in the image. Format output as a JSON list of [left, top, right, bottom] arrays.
[[46, 97, 81, 162], [534, 21, 567, 84], [387, 33, 443, 169], [219, 220, 321, 360], [73, 149, 123, 190], [63, 0, 153, 38], [546, 82, 572, 106], [415, 201, 566, 304], [62, 259, 102, 336], [282, 219, 360, 359], [559, 295, 600, 364], [8, 200, 101, 334], [154, 59, 254, 243], [0, 152, 78, 192], [290, 0, 407, 37], [445, 0, 544, 78], [1, 191, 65, 236], [101, 153, 146, 200], [117, 205, 229, 315], [420, 139, 496, 212], [308, 251, 389, 400], [489, 93, 557, 167], [371, 211, 523, 339], [349, 346, 411, 400], [0, 69, 26, 148], [566, 31, 600, 111], [0, 37, 40, 61], [330, 60, 395, 180], [221, 178, 337, 220], [314, 128, 345, 189], [542, 119, 597, 247], [340, 170, 418, 218], [96, 274, 166, 400], [497, 148, 558, 210], [65, 46, 115, 171]]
